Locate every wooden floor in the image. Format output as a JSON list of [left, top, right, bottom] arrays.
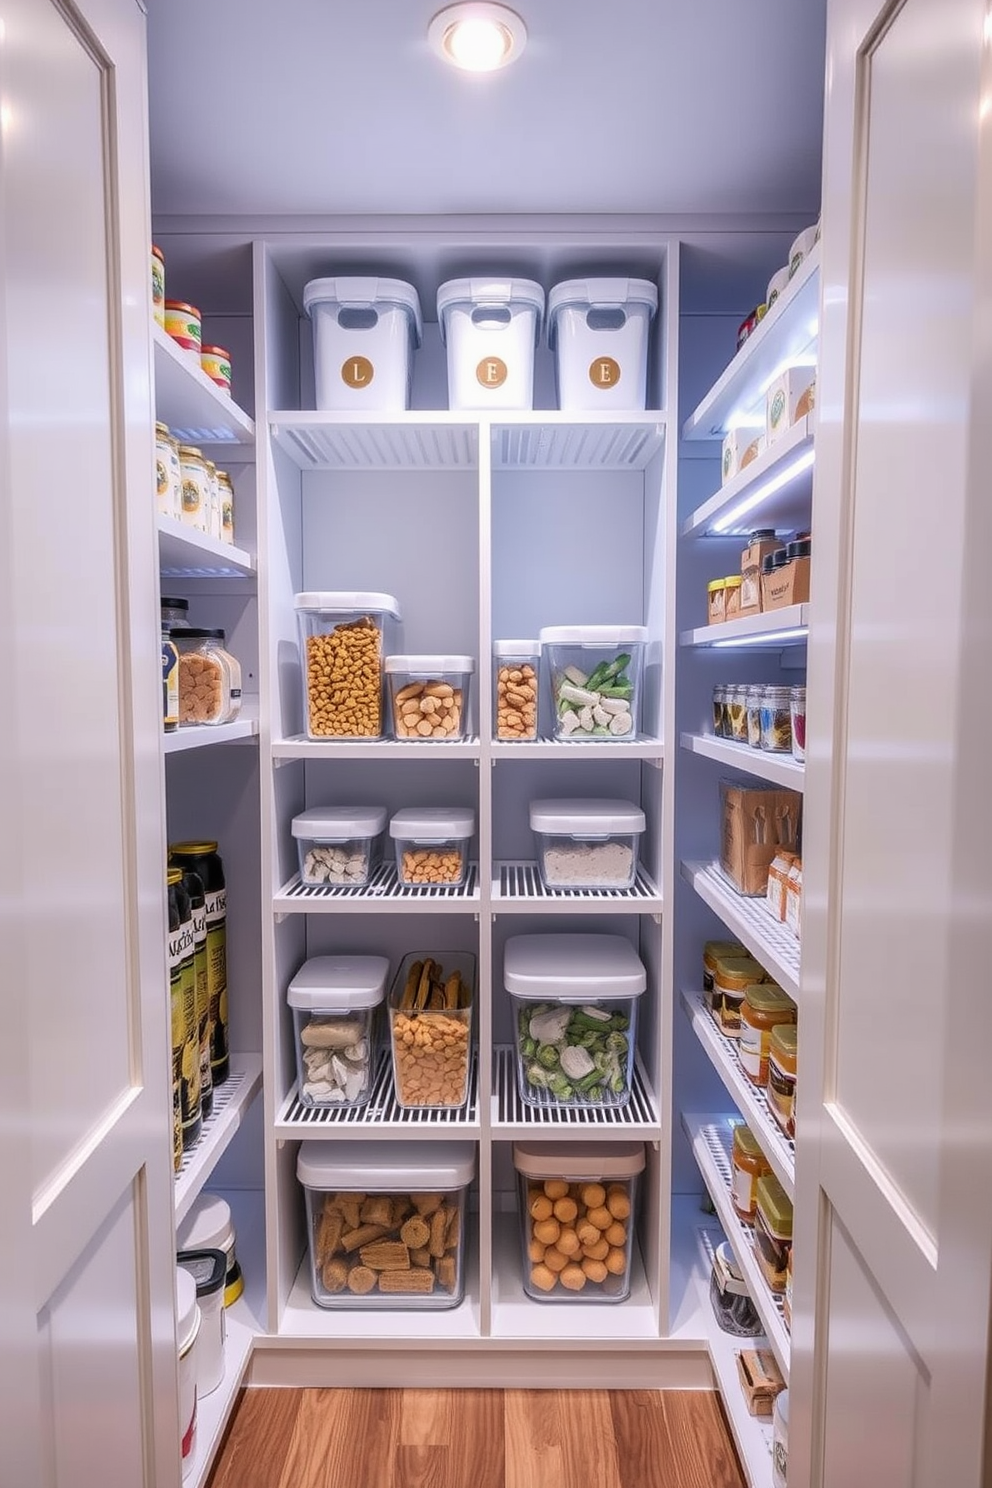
[[207, 1388, 745, 1488]]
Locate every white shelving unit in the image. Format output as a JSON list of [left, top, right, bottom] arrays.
[[164, 715, 260, 754], [681, 861, 801, 1000], [158, 515, 256, 579], [154, 323, 255, 446], [680, 732, 804, 791], [680, 604, 809, 650], [174, 1054, 264, 1224], [681, 417, 815, 539]]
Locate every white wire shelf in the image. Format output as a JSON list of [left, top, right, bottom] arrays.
[[154, 323, 255, 445], [174, 1053, 263, 1224], [681, 417, 815, 539], [271, 735, 481, 761], [680, 605, 809, 650], [275, 1050, 480, 1137], [680, 733, 804, 792], [164, 716, 259, 754], [157, 515, 256, 578], [683, 1114, 790, 1380], [681, 860, 801, 1000], [492, 861, 663, 915], [490, 736, 664, 762], [491, 1046, 660, 1139], [681, 990, 795, 1198], [269, 412, 479, 470], [273, 862, 481, 915], [491, 415, 665, 471]]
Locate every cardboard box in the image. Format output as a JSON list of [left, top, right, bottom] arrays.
[[720, 779, 802, 897], [721, 428, 765, 485], [736, 1348, 786, 1418], [740, 533, 782, 615], [707, 579, 726, 626], [765, 365, 816, 445], [724, 577, 742, 620], [761, 555, 811, 611]]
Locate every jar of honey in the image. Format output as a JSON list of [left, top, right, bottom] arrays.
[[731, 1123, 771, 1222], [767, 1024, 798, 1139], [713, 954, 766, 1037], [739, 984, 796, 1087]]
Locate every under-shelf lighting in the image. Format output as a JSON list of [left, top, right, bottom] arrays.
[[710, 447, 816, 534], [429, 3, 527, 71], [711, 626, 809, 648]]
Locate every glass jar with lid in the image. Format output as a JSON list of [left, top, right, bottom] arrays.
[[216, 471, 236, 545], [790, 685, 807, 762], [731, 1123, 772, 1222], [767, 1023, 798, 1138], [760, 685, 793, 752], [739, 983, 797, 1086], [711, 684, 727, 738], [178, 445, 209, 531], [204, 459, 220, 539], [174, 628, 243, 726], [161, 595, 190, 631], [745, 685, 764, 748], [727, 685, 748, 743], [155, 422, 181, 519]]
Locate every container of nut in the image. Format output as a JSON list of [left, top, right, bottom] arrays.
[[385, 655, 474, 740], [173, 628, 243, 727], [389, 807, 474, 890], [294, 592, 401, 740], [388, 952, 476, 1110], [493, 639, 540, 741]]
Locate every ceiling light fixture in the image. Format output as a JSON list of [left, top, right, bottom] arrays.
[[429, 3, 527, 72]]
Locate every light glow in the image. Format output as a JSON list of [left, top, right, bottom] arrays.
[[712, 626, 809, 649], [759, 353, 818, 398], [711, 448, 816, 534], [429, 4, 527, 72]]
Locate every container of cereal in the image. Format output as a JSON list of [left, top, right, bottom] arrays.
[[437, 277, 544, 411], [389, 807, 474, 888], [494, 640, 540, 740], [304, 277, 423, 412], [540, 625, 647, 741], [506, 932, 646, 1108], [546, 277, 658, 412], [291, 805, 387, 888], [513, 1140, 645, 1302], [388, 951, 476, 1109], [385, 655, 474, 741], [294, 592, 401, 740], [529, 798, 646, 891], [297, 1139, 475, 1308], [173, 629, 242, 727], [287, 954, 388, 1108]]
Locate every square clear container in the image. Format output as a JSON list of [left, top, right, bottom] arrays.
[[294, 591, 401, 740], [493, 639, 540, 741], [529, 798, 646, 890], [539, 625, 648, 741], [388, 951, 476, 1109], [297, 1139, 475, 1309], [291, 805, 387, 887], [389, 806, 474, 888], [384, 655, 474, 741], [505, 933, 647, 1108], [513, 1141, 645, 1302], [287, 955, 388, 1109]]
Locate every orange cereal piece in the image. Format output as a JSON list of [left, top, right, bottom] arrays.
[[553, 1197, 578, 1224], [605, 1222, 627, 1248], [559, 1264, 587, 1292], [529, 1194, 554, 1222], [527, 1238, 546, 1264], [576, 1220, 600, 1248], [543, 1180, 569, 1201], [606, 1186, 631, 1220], [582, 1258, 608, 1284], [587, 1205, 613, 1231], [533, 1217, 561, 1247], [556, 1227, 581, 1257], [580, 1183, 606, 1209], [582, 1238, 609, 1262], [544, 1247, 569, 1274], [530, 1263, 557, 1293], [605, 1246, 627, 1276]]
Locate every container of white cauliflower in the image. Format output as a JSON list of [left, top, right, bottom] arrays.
[[287, 955, 389, 1109], [539, 625, 648, 741]]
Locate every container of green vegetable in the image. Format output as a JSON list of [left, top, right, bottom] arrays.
[[504, 933, 647, 1108], [539, 625, 648, 742]]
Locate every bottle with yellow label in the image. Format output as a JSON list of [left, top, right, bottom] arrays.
[[169, 843, 229, 1086]]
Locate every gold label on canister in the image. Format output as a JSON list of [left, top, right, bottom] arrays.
[[589, 356, 621, 388], [341, 355, 374, 388], [476, 356, 508, 388]]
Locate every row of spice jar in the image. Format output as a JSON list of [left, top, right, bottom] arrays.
[[703, 939, 797, 1141], [151, 244, 234, 396], [155, 423, 236, 544], [162, 597, 243, 730], [712, 683, 805, 761]]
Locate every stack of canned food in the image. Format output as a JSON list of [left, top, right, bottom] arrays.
[[712, 682, 805, 761]]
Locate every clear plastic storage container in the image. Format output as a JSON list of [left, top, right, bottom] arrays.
[[287, 954, 388, 1108], [291, 805, 387, 887], [173, 628, 242, 726], [513, 1140, 645, 1302], [303, 276, 423, 411], [493, 640, 540, 741], [388, 950, 476, 1109], [297, 1139, 475, 1308], [385, 655, 474, 741], [295, 591, 401, 740], [529, 798, 646, 890], [539, 625, 648, 741], [389, 806, 474, 887], [547, 277, 658, 411], [505, 932, 647, 1108], [436, 277, 545, 410]]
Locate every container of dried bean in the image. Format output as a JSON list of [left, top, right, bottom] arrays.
[[291, 805, 387, 888], [287, 954, 388, 1108], [297, 1138, 475, 1308], [493, 640, 540, 740], [173, 628, 243, 727], [529, 798, 646, 891], [295, 592, 401, 740], [388, 951, 476, 1109], [384, 655, 474, 741], [389, 807, 474, 889]]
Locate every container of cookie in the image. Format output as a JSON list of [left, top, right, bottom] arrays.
[[388, 951, 475, 1109], [287, 955, 389, 1108], [389, 807, 474, 888], [291, 805, 387, 888], [297, 1138, 476, 1309]]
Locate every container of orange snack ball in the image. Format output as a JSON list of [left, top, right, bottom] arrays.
[[513, 1141, 645, 1302]]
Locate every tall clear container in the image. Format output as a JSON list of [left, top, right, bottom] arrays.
[[294, 591, 401, 740]]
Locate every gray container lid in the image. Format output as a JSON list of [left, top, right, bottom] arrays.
[[297, 1139, 475, 1190], [302, 276, 423, 345], [291, 806, 387, 840], [504, 932, 647, 1000], [529, 798, 646, 834], [287, 955, 389, 1010]]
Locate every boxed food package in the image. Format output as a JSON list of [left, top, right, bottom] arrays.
[[736, 1347, 786, 1417], [785, 860, 803, 941], [762, 539, 811, 610], [766, 366, 816, 445], [720, 779, 802, 897], [740, 530, 781, 616], [721, 427, 765, 486], [766, 852, 798, 923]]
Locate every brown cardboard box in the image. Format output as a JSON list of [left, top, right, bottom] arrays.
[[740, 534, 782, 615], [761, 555, 811, 611], [736, 1348, 786, 1417], [720, 779, 802, 897]]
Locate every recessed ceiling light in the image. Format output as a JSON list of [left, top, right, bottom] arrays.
[[429, 3, 527, 72]]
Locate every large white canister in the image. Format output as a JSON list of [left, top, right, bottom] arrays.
[[436, 277, 544, 410], [547, 277, 658, 411], [176, 1193, 243, 1306], [176, 1266, 200, 1476], [303, 276, 423, 411], [178, 1248, 227, 1397]]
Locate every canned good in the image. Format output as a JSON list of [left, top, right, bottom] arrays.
[[151, 245, 166, 327], [200, 344, 232, 395], [155, 422, 181, 520], [177, 867, 213, 1123], [169, 843, 229, 1086], [178, 445, 209, 531], [167, 868, 201, 1157], [164, 299, 202, 359]]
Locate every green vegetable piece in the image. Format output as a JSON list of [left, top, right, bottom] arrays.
[[526, 1064, 551, 1089], [583, 662, 612, 693], [536, 1043, 561, 1070], [610, 1014, 630, 1031], [521, 1036, 537, 1059], [605, 1031, 628, 1054], [598, 683, 634, 700], [610, 1073, 626, 1095], [549, 1075, 575, 1100], [576, 1068, 605, 1092]]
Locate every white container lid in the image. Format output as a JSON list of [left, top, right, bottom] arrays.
[[436, 277, 545, 342], [493, 639, 540, 657], [294, 591, 401, 617], [547, 276, 658, 330], [504, 932, 647, 1000], [389, 807, 475, 840], [539, 624, 648, 647], [513, 1139, 645, 1180], [384, 655, 475, 674], [287, 954, 389, 1010], [529, 798, 646, 834], [302, 276, 423, 345], [297, 1138, 476, 1190], [176, 1266, 199, 1351], [176, 1193, 234, 1253], [291, 805, 387, 840]]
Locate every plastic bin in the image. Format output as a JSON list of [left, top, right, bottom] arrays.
[[295, 591, 401, 740], [547, 277, 658, 411], [291, 805, 387, 887], [388, 950, 475, 1109], [505, 932, 647, 1108], [287, 954, 388, 1108], [389, 806, 474, 887], [539, 625, 648, 741], [513, 1140, 645, 1302], [493, 640, 540, 741], [385, 655, 474, 741], [298, 1139, 475, 1308], [529, 798, 646, 890], [303, 276, 423, 411], [436, 277, 545, 410]]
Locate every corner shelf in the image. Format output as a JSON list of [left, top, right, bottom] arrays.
[[680, 605, 809, 650], [164, 716, 259, 754], [680, 733, 804, 792], [680, 860, 800, 1000], [269, 412, 479, 471], [491, 1047, 660, 1140], [158, 515, 256, 578], [153, 322, 255, 445], [174, 1053, 264, 1224], [681, 417, 814, 538]]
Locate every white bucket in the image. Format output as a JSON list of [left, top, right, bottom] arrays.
[[176, 1267, 200, 1476], [178, 1249, 227, 1397], [547, 278, 658, 411], [304, 276, 423, 411], [176, 1193, 243, 1306], [436, 277, 544, 410]]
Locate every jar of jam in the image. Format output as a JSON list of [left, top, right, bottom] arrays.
[[731, 1123, 772, 1222], [791, 685, 807, 762], [767, 1023, 798, 1138], [702, 939, 746, 1017], [739, 984, 797, 1087], [713, 954, 766, 1036], [754, 1174, 793, 1293]]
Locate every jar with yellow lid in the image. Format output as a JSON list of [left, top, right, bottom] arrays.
[[713, 954, 766, 1036], [739, 984, 796, 1087], [731, 1123, 772, 1221], [723, 574, 743, 621], [754, 1174, 793, 1293], [178, 445, 208, 531], [767, 1023, 798, 1138], [707, 578, 727, 626], [155, 422, 181, 520], [702, 939, 746, 1017]]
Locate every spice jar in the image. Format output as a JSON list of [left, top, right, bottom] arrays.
[[174, 628, 242, 727], [216, 471, 235, 545], [161, 596, 190, 631], [169, 842, 229, 1087], [727, 685, 748, 743], [731, 1123, 772, 1222], [767, 1023, 798, 1139], [494, 640, 540, 741], [790, 685, 806, 762], [151, 245, 166, 327], [739, 984, 797, 1087], [178, 445, 209, 531], [754, 1174, 793, 1292], [165, 299, 202, 362], [713, 953, 766, 1035], [155, 422, 181, 519], [746, 685, 764, 748], [760, 685, 793, 752]]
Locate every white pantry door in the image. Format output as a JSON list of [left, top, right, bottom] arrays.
[[0, 1, 180, 1486], [791, 0, 992, 1484]]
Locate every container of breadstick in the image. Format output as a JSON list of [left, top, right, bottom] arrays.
[[297, 1139, 475, 1309], [388, 951, 475, 1109]]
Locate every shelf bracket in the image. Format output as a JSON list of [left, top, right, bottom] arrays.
[[274, 910, 288, 925]]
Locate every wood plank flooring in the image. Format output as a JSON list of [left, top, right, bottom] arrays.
[[207, 1388, 745, 1488]]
